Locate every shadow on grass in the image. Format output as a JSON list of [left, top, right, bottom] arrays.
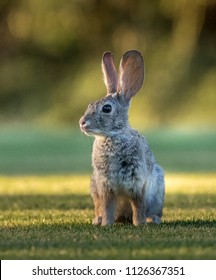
[[162, 220, 216, 227], [0, 219, 215, 260], [0, 193, 215, 210]]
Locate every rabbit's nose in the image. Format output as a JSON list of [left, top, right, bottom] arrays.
[[79, 117, 89, 132], [79, 117, 86, 125], [79, 117, 86, 126]]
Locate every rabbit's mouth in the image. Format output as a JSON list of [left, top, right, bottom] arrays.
[[80, 123, 90, 135], [79, 116, 103, 136], [79, 122, 100, 137], [81, 127, 102, 137], [79, 118, 90, 133]]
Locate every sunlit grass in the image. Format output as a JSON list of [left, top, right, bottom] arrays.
[[0, 175, 90, 195], [0, 173, 215, 259], [0, 173, 216, 194], [165, 173, 216, 194]]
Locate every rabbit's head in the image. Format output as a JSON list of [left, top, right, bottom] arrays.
[[79, 50, 144, 137]]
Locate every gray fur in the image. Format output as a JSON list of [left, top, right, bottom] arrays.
[[79, 50, 165, 226]]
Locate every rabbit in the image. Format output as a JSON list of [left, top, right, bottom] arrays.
[[79, 50, 165, 226]]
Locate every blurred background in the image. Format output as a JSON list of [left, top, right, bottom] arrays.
[[0, 0, 216, 175]]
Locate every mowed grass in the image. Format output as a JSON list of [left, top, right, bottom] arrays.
[[0, 174, 215, 260], [0, 127, 215, 259]]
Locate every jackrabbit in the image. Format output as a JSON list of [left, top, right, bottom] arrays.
[[79, 50, 165, 226]]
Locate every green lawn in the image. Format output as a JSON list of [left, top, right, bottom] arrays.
[[0, 174, 215, 259], [0, 127, 215, 259]]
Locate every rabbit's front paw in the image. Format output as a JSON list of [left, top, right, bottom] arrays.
[[133, 218, 146, 226], [92, 216, 102, 226]]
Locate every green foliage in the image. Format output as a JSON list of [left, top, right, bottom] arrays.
[[0, 0, 215, 126], [0, 174, 215, 259]]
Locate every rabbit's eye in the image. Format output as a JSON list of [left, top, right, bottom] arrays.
[[102, 104, 112, 113]]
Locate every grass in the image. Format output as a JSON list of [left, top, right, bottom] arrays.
[[0, 126, 216, 175], [0, 174, 215, 259], [0, 126, 92, 175], [0, 126, 215, 259]]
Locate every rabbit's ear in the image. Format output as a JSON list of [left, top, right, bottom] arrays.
[[118, 50, 144, 102], [102, 52, 118, 94]]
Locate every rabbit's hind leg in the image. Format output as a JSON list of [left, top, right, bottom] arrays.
[[145, 196, 163, 225], [145, 193, 163, 225], [146, 215, 161, 224], [145, 167, 165, 225]]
